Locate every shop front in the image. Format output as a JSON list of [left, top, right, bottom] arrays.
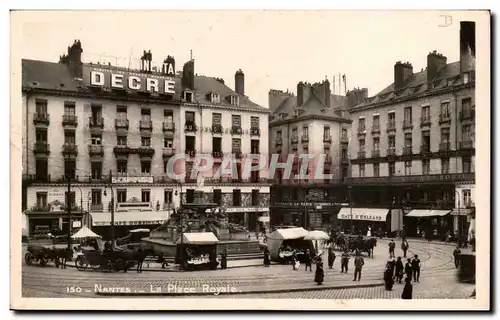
[[270, 202, 342, 230], [337, 207, 390, 236], [214, 207, 269, 232], [404, 209, 452, 240]]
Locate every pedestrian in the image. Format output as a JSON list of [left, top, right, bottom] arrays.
[[412, 254, 421, 282], [314, 256, 324, 285], [353, 251, 364, 281], [404, 258, 412, 280], [304, 249, 313, 272], [389, 257, 396, 278], [341, 250, 350, 273], [395, 256, 404, 284], [401, 238, 409, 258], [401, 277, 413, 299], [220, 249, 228, 270], [367, 225, 372, 237], [291, 252, 297, 270], [327, 247, 336, 269], [388, 239, 396, 258], [453, 245, 461, 269], [263, 248, 270, 267], [384, 265, 394, 290]]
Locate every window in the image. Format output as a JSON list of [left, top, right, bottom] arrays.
[[184, 91, 193, 102], [185, 136, 196, 151], [117, 106, 127, 119], [373, 163, 380, 177], [230, 95, 240, 106], [359, 164, 365, 177], [117, 135, 127, 146], [36, 129, 48, 142], [462, 98, 472, 112], [212, 137, 222, 153], [373, 115, 380, 129], [64, 160, 76, 179], [441, 102, 450, 117], [91, 189, 102, 205], [251, 139, 259, 154], [292, 128, 298, 138], [323, 126, 330, 140], [358, 118, 366, 131], [303, 125, 309, 137], [64, 102, 75, 115], [422, 159, 430, 175], [164, 190, 173, 204], [388, 162, 396, 177], [64, 131, 76, 144], [36, 192, 47, 207], [211, 93, 220, 103], [276, 130, 282, 140], [91, 162, 102, 179], [141, 161, 151, 174], [232, 138, 241, 152], [141, 189, 151, 203], [185, 111, 195, 123], [441, 128, 450, 143], [164, 137, 174, 149], [231, 115, 241, 127], [404, 107, 412, 124], [341, 148, 348, 159], [117, 189, 127, 203], [404, 133, 412, 147], [422, 106, 430, 121], [388, 136, 396, 149], [91, 134, 102, 145], [212, 113, 222, 125], [359, 139, 365, 151], [463, 73, 470, 84], [422, 130, 431, 150], [186, 189, 194, 203], [213, 189, 222, 205], [462, 189, 472, 207], [441, 158, 450, 174], [404, 161, 412, 175], [462, 124, 472, 141], [373, 137, 380, 150], [141, 137, 151, 147], [164, 109, 173, 122], [251, 116, 259, 128], [462, 157, 471, 173], [141, 108, 151, 121], [233, 189, 241, 206], [341, 128, 348, 140], [35, 159, 48, 180], [252, 189, 259, 206], [35, 99, 48, 114], [91, 104, 102, 120], [117, 161, 127, 174], [388, 112, 396, 125]]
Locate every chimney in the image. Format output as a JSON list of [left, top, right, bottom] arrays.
[[163, 55, 176, 75], [268, 89, 291, 112], [345, 87, 369, 109], [297, 82, 311, 107], [460, 21, 476, 77], [182, 60, 195, 89], [312, 80, 331, 108], [426, 50, 447, 82], [60, 39, 83, 78], [235, 69, 245, 95], [394, 61, 413, 90]]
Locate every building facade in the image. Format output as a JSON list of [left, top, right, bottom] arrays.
[[22, 40, 271, 238], [347, 22, 476, 239], [268, 80, 352, 230]]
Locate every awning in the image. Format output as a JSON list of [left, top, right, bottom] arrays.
[[268, 227, 308, 240], [406, 209, 451, 217], [71, 226, 102, 239], [181, 232, 219, 244], [337, 208, 390, 222], [91, 210, 170, 227], [450, 208, 471, 216], [258, 216, 270, 222]]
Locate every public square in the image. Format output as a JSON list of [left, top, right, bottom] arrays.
[[22, 239, 474, 299]]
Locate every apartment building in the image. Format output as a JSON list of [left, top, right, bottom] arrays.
[[347, 22, 476, 238], [268, 80, 352, 230], [22, 40, 271, 237]]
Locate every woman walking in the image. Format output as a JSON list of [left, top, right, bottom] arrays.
[[314, 256, 325, 285], [384, 264, 394, 290]]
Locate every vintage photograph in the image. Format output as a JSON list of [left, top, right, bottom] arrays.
[[10, 10, 490, 310]]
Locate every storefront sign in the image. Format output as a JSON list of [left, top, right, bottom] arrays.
[[338, 213, 383, 221], [274, 202, 341, 207], [83, 66, 177, 95], [111, 176, 154, 184], [206, 207, 270, 213]]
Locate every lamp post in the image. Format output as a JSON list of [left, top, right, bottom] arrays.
[[455, 189, 462, 245], [104, 170, 115, 248]]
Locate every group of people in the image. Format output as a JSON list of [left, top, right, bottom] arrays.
[[384, 238, 421, 299]]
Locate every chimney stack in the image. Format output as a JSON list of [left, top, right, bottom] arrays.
[[345, 87, 369, 108], [59, 39, 83, 78], [297, 82, 311, 107], [235, 69, 245, 96], [426, 50, 447, 82], [394, 61, 413, 90], [182, 60, 195, 89]]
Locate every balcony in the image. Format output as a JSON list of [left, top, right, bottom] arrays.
[[211, 124, 223, 134], [161, 122, 175, 133], [275, 138, 283, 146], [341, 156, 349, 165], [371, 150, 380, 158], [386, 122, 396, 132], [88, 144, 104, 156], [301, 135, 309, 143], [62, 143, 78, 156], [250, 128, 261, 136], [357, 151, 366, 159], [184, 122, 198, 132], [347, 173, 475, 185], [186, 150, 197, 158], [137, 146, 155, 157], [357, 127, 366, 136], [62, 114, 78, 127], [212, 151, 224, 159], [371, 125, 381, 134], [233, 150, 243, 159], [89, 117, 104, 129], [420, 145, 431, 154], [33, 113, 50, 126], [420, 116, 432, 127], [439, 113, 451, 124], [402, 120, 413, 130], [231, 126, 243, 135], [115, 119, 129, 130], [387, 148, 396, 157], [113, 145, 133, 155], [403, 146, 413, 156], [439, 142, 451, 152], [33, 142, 50, 155], [460, 109, 475, 121], [323, 135, 332, 143], [162, 147, 175, 158], [291, 136, 299, 144], [460, 140, 474, 150], [139, 120, 153, 131]]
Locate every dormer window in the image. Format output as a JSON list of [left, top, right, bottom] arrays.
[[230, 95, 240, 106], [184, 91, 193, 102], [463, 72, 470, 84], [211, 93, 220, 104]]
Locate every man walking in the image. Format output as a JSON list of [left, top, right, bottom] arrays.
[[341, 250, 350, 273], [404, 258, 412, 281], [412, 254, 421, 282], [453, 246, 461, 269], [388, 239, 396, 258], [353, 251, 365, 281], [395, 256, 404, 284], [304, 249, 313, 272], [401, 238, 409, 258], [327, 246, 336, 269]]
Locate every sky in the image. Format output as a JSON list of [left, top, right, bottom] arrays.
[[18, 10, 471, 108]]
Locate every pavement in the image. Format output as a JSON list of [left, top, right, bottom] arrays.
[[21, 239, 474, 299]]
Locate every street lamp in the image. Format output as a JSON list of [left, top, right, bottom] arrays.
[[103, 174, 115, 248]]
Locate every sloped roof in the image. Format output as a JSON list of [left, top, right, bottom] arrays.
[[268, 227, 308, 240]]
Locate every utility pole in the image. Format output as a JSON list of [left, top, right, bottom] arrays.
[[67, 175, 72, 252], [109, 170, 115, 248]]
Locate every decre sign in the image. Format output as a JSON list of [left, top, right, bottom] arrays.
[[85, 66, 177, 95]]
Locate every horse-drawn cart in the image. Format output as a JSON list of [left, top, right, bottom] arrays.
[[74, 248, 136, 272], [25, 243, 69, 267]]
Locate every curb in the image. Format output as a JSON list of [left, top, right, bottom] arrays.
[[94, 282, 385, 297], [63, 261, 266, 272]]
